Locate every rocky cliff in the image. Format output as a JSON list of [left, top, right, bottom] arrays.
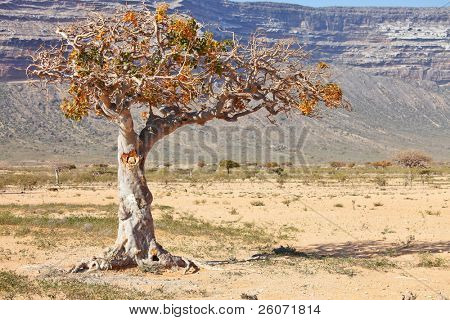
[[0, 0, 449, 87]]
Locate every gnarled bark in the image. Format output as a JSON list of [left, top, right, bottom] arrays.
[[71, 111, 198, 274]]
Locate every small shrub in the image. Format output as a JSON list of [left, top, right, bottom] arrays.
[[334, 203, 344, 208], [264, 162, 279, 168], [242, 169, 258, 180], [371, 161, 392, 169], [197, 160, 206, 168], [241, 293, 258, 300], [373, 176, 387, 186], [373, 202, 384, 207], [422, 210, 441, 216], [360, 257, 397, 270], [271, 167, 284, 176], [330, 161, 346, 168], [250, 201, 265, 207], [418, 254, 446, 268], [334, 173, 348, 182], [393, 150, 432, 168], [419, 169, 432, 175], [381, 226, 395, 234], [282, 199, 291, 207]]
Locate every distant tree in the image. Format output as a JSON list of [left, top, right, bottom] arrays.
[[394, 150, 432, 187], [28, 4, 349, 272], [393, 150, 432, 168], [219, 160, 240, 174]]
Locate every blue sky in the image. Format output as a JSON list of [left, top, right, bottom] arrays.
[[234, 0, 449, 7]]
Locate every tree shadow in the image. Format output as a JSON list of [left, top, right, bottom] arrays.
[[206, 241, 450, 266], [272, 241, 450, 259]]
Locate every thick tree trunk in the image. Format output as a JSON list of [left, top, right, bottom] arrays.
[[114, 127, 155, 267], [71, 116, 198, 273]]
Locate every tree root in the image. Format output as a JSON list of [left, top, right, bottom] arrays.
[[138, 242, 199, 274], [69, 246, 136, 273], [69, 244, 199, 274]]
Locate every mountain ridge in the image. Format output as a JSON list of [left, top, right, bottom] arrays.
[[0, 0, 449, 87]]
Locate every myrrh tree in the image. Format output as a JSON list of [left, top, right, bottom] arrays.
[[28, 4, 349, 273]]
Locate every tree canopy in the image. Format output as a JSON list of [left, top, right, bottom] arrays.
[[28, 3, 349, 134]]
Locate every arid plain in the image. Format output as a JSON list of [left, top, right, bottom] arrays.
[[0, 165, 448, 300]]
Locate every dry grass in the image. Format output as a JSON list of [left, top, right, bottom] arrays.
[[250, 201, 265, 207], [0, 270, 162, 300], [0, 203, 276, 250], [417, 254, 447, 268], [1, 165, 449, 190]]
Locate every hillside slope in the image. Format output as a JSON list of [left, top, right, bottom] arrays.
[[0, 68, 448, 165]]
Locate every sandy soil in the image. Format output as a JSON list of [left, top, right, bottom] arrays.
[[0, 180, 448, 300]]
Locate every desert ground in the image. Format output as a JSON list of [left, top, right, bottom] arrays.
[[0, 165, 448, 300]]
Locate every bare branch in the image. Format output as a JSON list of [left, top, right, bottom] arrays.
[[28, 3, 350, 138]]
